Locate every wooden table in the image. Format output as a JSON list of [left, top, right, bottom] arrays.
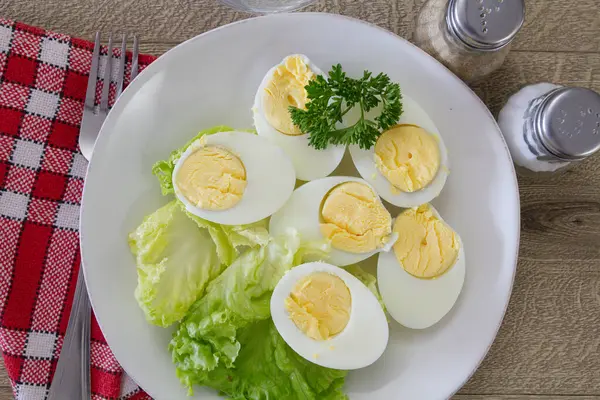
[[1, 0, 599, 399]]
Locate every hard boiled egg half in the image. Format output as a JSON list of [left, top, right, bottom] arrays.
[[253, 54, 345, 181], [349, 95, 449, 207], [269, 176, 397, 266], [172, 130, 295, 225], [271, 261, 389, 370], [377, 204, 465, 329]]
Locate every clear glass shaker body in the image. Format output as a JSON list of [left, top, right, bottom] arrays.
[[414, 0, 511, 82], [498, 83, 571, 177]]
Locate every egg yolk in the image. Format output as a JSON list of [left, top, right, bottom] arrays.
[[263, 55, 314, 136], [374, 124, 440, 193], [393, 204, 459, 279], [285, 272, 352, 341], [320, 182, 392, 254], [176, 146, 247, 211]]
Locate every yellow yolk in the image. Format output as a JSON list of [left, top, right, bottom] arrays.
[[320, 182, 392, 254], [176, 146, 247, 211], [263, 55, 314, 136], [285, 272, 352, 341], [374, 124, 440, 193], [393, 204, 459, 279]]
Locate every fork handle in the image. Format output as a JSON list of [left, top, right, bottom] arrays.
[[47, 267, 91, 400]]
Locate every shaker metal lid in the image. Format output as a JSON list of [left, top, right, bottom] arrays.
[[535, 87, 600, 160], [447, 0, 525, 51]]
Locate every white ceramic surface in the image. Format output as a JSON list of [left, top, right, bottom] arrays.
[[80, 13, 520, 400]]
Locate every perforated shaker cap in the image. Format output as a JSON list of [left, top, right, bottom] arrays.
[[535, 87, 600, 160], [446, 0, 525, 51]]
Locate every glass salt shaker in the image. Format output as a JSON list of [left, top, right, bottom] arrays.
[[414, 0, 525, 81], [498, 84, 600, 177]]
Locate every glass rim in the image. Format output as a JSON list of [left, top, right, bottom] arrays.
[[216, 0, 317, 14]]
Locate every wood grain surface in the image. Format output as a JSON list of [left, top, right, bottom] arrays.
[[1, 0, 599, 398]]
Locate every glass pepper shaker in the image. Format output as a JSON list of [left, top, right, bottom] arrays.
[[414, 0, 525, 81], [498, 84, 600, 177]]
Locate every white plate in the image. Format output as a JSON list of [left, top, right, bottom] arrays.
[[80, 13, 520, 400]]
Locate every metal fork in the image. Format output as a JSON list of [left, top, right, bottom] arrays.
[[47, 33, 139, 400], [78, 32, 139, 161]]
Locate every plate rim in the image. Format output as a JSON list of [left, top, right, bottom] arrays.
[[80, 11, 521, 399]]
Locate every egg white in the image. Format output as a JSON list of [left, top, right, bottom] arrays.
[[377, 205, 466, 329], [349, 94, 449, 207], [270, 261, 389, 370], [253, 54, 346, 182], [172, 130, 296, 225], [269, 176, 396, 266]]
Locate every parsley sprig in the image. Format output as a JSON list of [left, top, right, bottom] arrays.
[[289, 64, 402, 150]]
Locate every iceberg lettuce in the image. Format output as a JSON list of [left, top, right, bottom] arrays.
[[345, 264, 386, 312], [178, 319, 348, 399], [129, 201, 268, 327], [169, 230, 346, 398]]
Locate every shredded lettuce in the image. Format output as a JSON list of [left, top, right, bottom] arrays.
[[129, 201, 268, 327], [169, 230, 346, 398]]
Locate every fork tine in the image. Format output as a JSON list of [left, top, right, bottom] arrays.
[[84, 32, 101, 109], [99, 34, 113, 112], [115, 34, 127, 99], [130, 35, 139, 81]]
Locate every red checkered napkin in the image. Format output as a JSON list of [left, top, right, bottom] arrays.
[[0, 19, 157, 399]]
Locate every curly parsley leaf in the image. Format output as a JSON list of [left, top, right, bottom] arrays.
[[289, 64, 403, 150]]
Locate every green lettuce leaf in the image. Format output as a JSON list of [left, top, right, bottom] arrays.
[[129, 200, 269, 327], [185, 212, 269, 267], [152, 125, 235, 195], [169, 230, 345, 398], [345, 264, 386, 312], [187, 319, 348, 400]]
